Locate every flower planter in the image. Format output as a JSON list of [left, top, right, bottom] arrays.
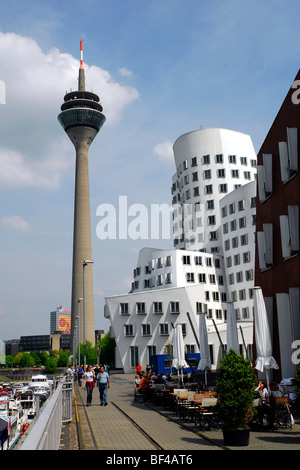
[[222, 428, 250, 447]]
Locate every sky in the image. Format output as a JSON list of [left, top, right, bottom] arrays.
[[0, 0, 300, 341]]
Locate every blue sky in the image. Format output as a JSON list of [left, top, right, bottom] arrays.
[[0, 0, 299, 340]]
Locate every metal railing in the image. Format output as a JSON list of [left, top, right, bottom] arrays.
[[19, 375, 73, 450]]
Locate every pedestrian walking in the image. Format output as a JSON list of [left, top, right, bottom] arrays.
[[83, 365, 96, 406], [97, 365, 110, 406], [77, 365, 83, 385]]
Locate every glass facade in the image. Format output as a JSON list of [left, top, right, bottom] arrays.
[[58, 107, 106, 132]]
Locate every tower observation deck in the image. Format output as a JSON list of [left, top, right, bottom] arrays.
[[58, 42, 106, 353]]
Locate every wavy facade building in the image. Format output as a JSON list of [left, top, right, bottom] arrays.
[[105, 128, 257, 373]]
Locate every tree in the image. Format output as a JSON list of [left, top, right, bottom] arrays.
[[39, 351, 49, 366], [85, 341, 97, 365], [5, 355, 15, 368], [14, 352, 34, 368], [30, 351, 41, 367], [99, 333, 116, 366], [45, 357, 57, 373], [49, 350, 59, 361], [58, 350, 69, 367]]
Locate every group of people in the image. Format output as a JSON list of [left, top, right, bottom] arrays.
[[67, 364, 110, 407], [134, 362, 176, 401], [83, 364, 110, 407], [254, 379, 287, 427], [255, 379, 284, 401]]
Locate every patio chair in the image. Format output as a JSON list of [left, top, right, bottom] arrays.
[[268, 396, 293, 429], [174, 390, 189, 417], [197, 397, 219, 431], [179, 391, 196, 420]]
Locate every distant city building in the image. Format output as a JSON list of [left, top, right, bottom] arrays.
[[5, 339, 20, 356], [105, 128, 257, 373], [20, 335, 52, 353], [95, 330, 105, 344], [255, 69, 300, 379], [19, 334, 71, 353], [50, 306, 71, 335]]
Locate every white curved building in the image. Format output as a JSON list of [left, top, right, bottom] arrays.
[[219, 181, 257, 323], [172, 128, 257, 252], [105, 128, 257, 373]]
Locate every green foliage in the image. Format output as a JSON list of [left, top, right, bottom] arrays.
[[75, 341, 97, 366], [5, 355, 15, 368], [215, 349, 257, 429], [57, 350, 69, 367], [39, 351, 49, 366], [45, 357, 57, 373], [4, 349, 70, 370], [74, 334, 116, 367], [99, 333, 116, 366], [14, 352, 34, 368], [30, 352, 41, 366]]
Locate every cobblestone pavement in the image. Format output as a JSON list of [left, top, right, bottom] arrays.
[[59, 373, 300, 452]]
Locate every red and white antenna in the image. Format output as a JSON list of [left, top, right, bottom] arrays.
[[80, 40, 84, 69], [78, 40, 85, 91]]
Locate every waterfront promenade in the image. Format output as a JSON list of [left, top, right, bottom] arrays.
[[59, 372, 300, 452]]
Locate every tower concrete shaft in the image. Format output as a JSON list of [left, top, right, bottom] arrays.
[[58, 42, 105, 352]]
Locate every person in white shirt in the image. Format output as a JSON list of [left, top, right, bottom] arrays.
[[83, 365, 96, 406]]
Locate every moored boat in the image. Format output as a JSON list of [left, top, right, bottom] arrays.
[[28, 374, 51, 394], [0, 395, 20, 450], [15, 390, 36, 421]]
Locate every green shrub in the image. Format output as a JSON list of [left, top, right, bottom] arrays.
[[215, 349, 257, 429]]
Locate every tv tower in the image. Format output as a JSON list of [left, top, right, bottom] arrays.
[[58, 41, 106, 351]]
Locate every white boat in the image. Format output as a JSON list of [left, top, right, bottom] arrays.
[[15, 390, 36, 421], [9, 398, 27, 431], [28, 374, 51, 394], [33, 387, 49, 401], [0, 394, 20, 450], [13, 384, 29, 400]]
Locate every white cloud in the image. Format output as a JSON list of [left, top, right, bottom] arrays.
[[118, 67, 133, 77], [0, 139, 72, 189], [0, 32, 139, 189], [153, 140, 174, 162], [0, 215, 31, 232]]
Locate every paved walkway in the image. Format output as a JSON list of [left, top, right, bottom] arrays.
[[67, 373, 300, 452]]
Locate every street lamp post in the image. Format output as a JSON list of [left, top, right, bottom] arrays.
[[83, 259, 94, 367], [73, 329, 75, 368], [77, 297, 83, 366], [74, 317, 78, 369]]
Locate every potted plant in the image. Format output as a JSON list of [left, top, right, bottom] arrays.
[[215, 349, 257, 446]]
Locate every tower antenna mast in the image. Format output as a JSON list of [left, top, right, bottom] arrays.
[[78, 40, 85, 91]]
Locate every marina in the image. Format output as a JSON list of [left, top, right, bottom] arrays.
[[0, 374, 54, 450]]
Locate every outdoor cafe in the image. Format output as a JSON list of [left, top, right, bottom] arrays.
[[134, 298, 297, 434]]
